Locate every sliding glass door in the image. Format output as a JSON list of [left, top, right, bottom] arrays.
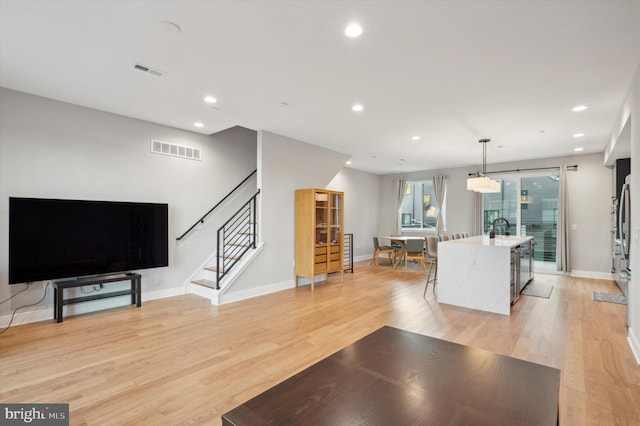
[[482, 174, 559, 265]]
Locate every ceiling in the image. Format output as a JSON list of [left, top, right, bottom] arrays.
[[1, 1, 639, 175]]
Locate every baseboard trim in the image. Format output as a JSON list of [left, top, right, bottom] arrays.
[[0, 286, 184, 328], [628, 327, 640, 365], [219, 279, 294, 305], [354, 254, 374, 262], [570, 270, 615, 280]]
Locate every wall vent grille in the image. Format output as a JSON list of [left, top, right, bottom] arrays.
[[151, 140, 201, 161]]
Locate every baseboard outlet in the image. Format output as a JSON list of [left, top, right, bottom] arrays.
[[628, 327, 640, 365]]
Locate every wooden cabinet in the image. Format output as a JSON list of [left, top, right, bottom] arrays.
[[295, 189, 344, 289]]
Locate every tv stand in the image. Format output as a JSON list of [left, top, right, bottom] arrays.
[[53, 273, 141, 323]]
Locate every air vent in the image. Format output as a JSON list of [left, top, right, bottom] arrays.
[[151, 140, 201, 161], [134, 62, 166, 78]]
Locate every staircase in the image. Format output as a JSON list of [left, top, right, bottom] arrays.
[[188, 190, 261, 304], [176, 170, 261, 305]]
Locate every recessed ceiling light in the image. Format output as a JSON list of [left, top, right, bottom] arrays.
[[346, 160, 352, 165], [345, 23, 363, 38], [572, 105, 588, 112], [194, 122, 204, 128], [204, 96, 217, 104], [411, 136, 421, 141], [573, 133, 584, 138], [574, 147, 584, 152], [352, 104, 364, 112]]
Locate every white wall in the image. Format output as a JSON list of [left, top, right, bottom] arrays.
[[0, 88, 256, 320], [224, 131, 349, 294], [605, 63, 639, 363], [378, 152, 612, 275], [628, 65, 639, 363], [328, 167, 380, 259]]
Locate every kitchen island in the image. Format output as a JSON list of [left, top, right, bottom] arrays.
[[438, 235, 534, 315]]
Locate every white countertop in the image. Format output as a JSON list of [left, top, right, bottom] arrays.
[[441, 235, 533, 248]]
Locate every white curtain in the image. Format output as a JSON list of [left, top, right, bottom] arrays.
[[432, 175, 446, 237], [394, 178, 408, 233], [557, 164, 571, 271]]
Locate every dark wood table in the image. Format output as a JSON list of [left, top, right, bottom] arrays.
[[222, 326, 560, 425]]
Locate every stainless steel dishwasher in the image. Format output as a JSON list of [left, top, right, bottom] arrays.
[[510, 247, 520, 304], [519, 239, 534, 293]]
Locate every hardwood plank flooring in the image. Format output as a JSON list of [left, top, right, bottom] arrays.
[[1, 261, 638, 425]]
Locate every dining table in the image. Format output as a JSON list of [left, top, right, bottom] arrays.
[[379, 235, 426, 269]]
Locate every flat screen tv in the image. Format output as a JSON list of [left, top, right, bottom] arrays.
[[9, 197, 169, 284]]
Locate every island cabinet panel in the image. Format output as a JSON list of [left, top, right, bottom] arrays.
[[438, 235, 534, 315], [295, 189, 344, 290]]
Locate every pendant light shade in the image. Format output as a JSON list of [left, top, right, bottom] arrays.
[[467, 138, 501, 193]]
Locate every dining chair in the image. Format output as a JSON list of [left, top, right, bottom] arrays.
[[389, 234, 403, 249], [452, 233, 462, 240], [372, 237, 394, 267], [397, 238, 426, 270], [424, 236, 438, 297], [461, 232, 470, 238], [440, 234, 449, 241]]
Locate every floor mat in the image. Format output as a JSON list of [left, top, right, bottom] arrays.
[[521, 283, 553, 298], [592, 292, 626, 305]]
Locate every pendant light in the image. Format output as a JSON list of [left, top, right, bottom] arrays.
[[467, 138, 501, 193]]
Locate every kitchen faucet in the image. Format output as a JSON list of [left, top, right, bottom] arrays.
[[490, 217, 510, 239]]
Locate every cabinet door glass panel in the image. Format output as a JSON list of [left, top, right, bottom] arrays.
[[316, 206, 328, 228], [330, 193, 340, 209], [316, 192, 328, 224], [316, 228, 328, 246], [331, 207, 340, 228], [330, 228, 340, 245]]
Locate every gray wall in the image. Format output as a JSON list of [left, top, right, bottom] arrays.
[[0, 88, 256, 319], [225, 131, 350, 293], [378, 152, 612, 275], [328, 167, 380, 260]]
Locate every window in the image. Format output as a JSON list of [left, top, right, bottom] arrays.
[[482, 174, 559, 265], [400, 180, 441, 230]]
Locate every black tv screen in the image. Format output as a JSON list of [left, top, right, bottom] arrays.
[[9, 197, 169, 284]]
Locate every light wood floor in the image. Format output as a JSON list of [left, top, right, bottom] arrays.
[[1, 261, 638, 425]]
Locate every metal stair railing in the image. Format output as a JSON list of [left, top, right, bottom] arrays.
[[344, 233, 354, 273], [216, 190, 260, 289], [177, 170, 257, 241]]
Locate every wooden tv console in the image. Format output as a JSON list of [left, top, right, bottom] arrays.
[[53, 273, 141, 323]]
